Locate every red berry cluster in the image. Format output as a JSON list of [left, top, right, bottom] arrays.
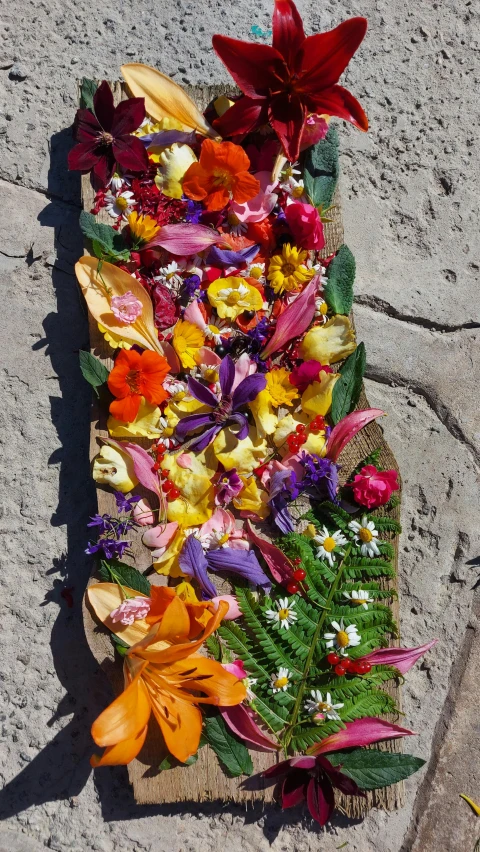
[[285, 557, 307, 594], [286, 416, 326, 453], [326, 652, 372, 677], [152, 442, 180, 501]]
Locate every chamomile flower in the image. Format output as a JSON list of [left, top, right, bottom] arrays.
[[343, 589, 374, 610], [313, 526, 348, 567], [314, 297, 330, 323], [270, 667, 292, 693], [304, 690, 344, 720], [155, 260, 186, 290], [104, 190, 136, 219], [265, 597, 298, 630], [108, 172, 128, 193], [240, 261, 266, 284], [324, 619, 361, 656], [348, 516, 381, 557]]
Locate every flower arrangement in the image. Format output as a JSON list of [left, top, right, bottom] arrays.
[[72, 0, 436, 825]]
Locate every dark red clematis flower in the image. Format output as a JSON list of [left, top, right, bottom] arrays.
[[212, 0, 368, 161], [68, 81, 150, 186]]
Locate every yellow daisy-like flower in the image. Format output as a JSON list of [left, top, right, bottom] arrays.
[[267, 244, 315, 294], [97, 323, 132, 350], [266, 368, 298, 407], [172, 320, 205, 369], [154, 143, 197, 199], [207, 277, 263, 320], [127, 211, 160, 244]]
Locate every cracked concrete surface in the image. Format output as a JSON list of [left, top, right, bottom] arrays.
[[0, 0, 479, 850]]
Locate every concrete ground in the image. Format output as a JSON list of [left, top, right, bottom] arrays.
[[0, 0, 479, 849]]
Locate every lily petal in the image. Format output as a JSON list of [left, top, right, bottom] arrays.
[[261, 275, 319, 359], [145, 223, 225, 256], [245, 521, 294, 585], [309, 717, 416, 756], [220, 703, 279, 751], [325, 408, 385, 462], [361, 640, 438, 675]]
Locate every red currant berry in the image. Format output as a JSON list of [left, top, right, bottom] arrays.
[[334, 664, 347, 676], [156, 442, 165, 453], [342, 658, 354, 671], [293, 568, 306, 581], [169, 487, 181, 500], [354, 661, 367, 674], [296, 424, 306, 434], [152, 462, 160, 471], [162, 480, 173, 493], [309, 426, 319, 434], [293, 558, 302, 565], [286, 581, 299, 594], [327, 652, 340, 665]]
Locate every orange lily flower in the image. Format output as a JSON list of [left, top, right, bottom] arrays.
[[90, 596, 246, 765], [146, 584, 217, 638], [182, 139, 260, 211], [107, 349, 170, 423]]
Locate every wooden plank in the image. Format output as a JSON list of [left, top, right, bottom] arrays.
[[80, 81, 403, 813]]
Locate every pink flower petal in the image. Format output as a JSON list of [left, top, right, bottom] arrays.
[[361, 640, 438, 675], [325, 409, 385, 462], [309, 717, 416, 756], [261, 274, 319, 359], [132, 497, 155, 526], [146, 223, 226, 256], [245, 520, 293, 584], [212, 595, 242, 620], [142, 521, 178, 550], [220, 704, 279, 751]]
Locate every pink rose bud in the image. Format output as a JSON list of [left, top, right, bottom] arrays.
[[285, 201, 325, 251], [110, 290, 143, 324], [352, 465, 399, 509], [109, 596, 151, 626]]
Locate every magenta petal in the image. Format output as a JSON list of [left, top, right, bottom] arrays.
[[220, 704, 279, 752], [325, 408, 385, 462], [310, 717, 416, 756], [245, 521, 293, 584], [361, 640, 438, 675], [282, 772, 308, 808], [118, 441, 161, 498], [261, 274, 319, 359], [306, 777, 335, 826], [147, 223, 224, 256], [262, 758, 292, 780]]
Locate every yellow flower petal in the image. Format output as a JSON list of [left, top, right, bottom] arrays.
[[160, 448, 217, 527], [233, 476, 270, 520], [108, 399, 163, 439], [154, 143, 197, 200], [175, 581, 200, 603], [213, 427, 267, 475], [299, 316, 356, 365], [92, 443, 138, 493], [459, 794, 480, 816], [301, 373, 340, 417], [76, 257, 164, 355], [127, 211, 160, 242], [153, 527, 186, 577], [121, 63, 217, 137], [172, 320, 205, 369], [207, 277, 263, 320], [98, 323, 132, 350], [249, 389, 278, 438], [302, 431, 327, 456]]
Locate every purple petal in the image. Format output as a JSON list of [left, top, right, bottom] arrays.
[[232, 373, 266, 409], [187, 376, 218, 408], [282, 772, 308, 808], [271, 501, 295, 534], [174, 412, 213, 439], [226, 412, 249, 440], [187, 423, 222, 452], [140, 129, 198, 147], [206, 546, 272, 593], [178, 535, 217, 599], [206, 244, 260, 268], [219, 355, 235, 396], [306, 777, 335, 826]]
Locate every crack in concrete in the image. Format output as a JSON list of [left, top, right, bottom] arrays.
[[0, 175, 81, 210], [356, 294, 480, 333], [0, 249, 28, 259], [365, 368, 480, 468]]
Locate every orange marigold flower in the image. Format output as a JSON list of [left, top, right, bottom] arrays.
[[182, 139, 260, 211], [107, 349, 170, 423]]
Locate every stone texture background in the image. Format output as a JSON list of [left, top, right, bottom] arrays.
[[0, 0, 479, 849]]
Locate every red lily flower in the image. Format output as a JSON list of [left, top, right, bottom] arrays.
[[212, 0, 368, 161], [68, 81, 149, 186]]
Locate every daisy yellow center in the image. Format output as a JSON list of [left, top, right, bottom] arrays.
[[250, 266, 263, 280], [354, 598, 366, 606], [275, 676, 289, 688], [282, 262, 296, 276], [319, 301, 328, 315], [278, 608, 290, 621], [225, 290, 243, 305], [322, 536, 337, 552], [336, 630, 350, 648], [359, 528, 373, 542], [317, 701, 331, 712], [283, 166, 294, 178], [116, 196, 129, 211], [292, 185, 304, 198], [218, 533, 230, 545]]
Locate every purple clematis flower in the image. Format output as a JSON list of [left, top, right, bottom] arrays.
[[215, 468, 243, 506], [175, 355, 266, 452], [179, 535, 271, 600]]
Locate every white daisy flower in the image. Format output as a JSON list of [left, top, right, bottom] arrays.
[[270, 667, 292, 693], [108, 172, 128, 193], [313, 526, 348, 567], [265, 597, 298, 630], [304, 690, 344, 720], [324, 619, 361, 656], [155, 259, 186, 290], [343, 589, 374, 610], [244, 676, 257, 702], [240, 261, 266, 284], [104, 190, 136, 219], [348, 516, 381, 557], [314, 297, 330, 323]]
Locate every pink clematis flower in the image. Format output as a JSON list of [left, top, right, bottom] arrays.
[[229, 171, 279, 224]]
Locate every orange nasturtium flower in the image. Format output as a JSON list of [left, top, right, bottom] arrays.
[[182, 139, 260, 211], [89, 594, 246, 765], [107, 349, 170, 423]]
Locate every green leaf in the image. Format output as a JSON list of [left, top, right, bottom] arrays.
[[328, 748, 426, 790], [303, 126, 340, 209], [324, 244, 356, 315], [79, 211, 130, 260], [98, 559, 151, 596], [80, 78, 97, 111], [79, 350, 110, 398], [205, 634, 222, 662], [159, 752, 199, 770], [203, 714, 253, 777], [331, 343, 366, 424]]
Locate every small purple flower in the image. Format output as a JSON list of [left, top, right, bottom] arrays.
[[215, 468, 243, 506], [85, 539, 131, 559], [247, 316, 270, 346], [300, 453, 339, 503], [175, 355, 266, 452], [114, 492, 141, 513], [87, 514, 115, 534], [185, 199, 203, 224], [183, 274, 202, 300]]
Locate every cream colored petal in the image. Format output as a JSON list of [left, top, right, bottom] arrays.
[[76, 256, 164, 355], [86, 583, 150, 646], [155, 144, 197, 200], [301, 373, 340, 417], [299, 315, 356, 365], [108, 400, 163, 439], [121, 63, 217, 137], [249, 389, 278, 438], [213, 427, 268, 475], [92, 443, 138, 493]]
